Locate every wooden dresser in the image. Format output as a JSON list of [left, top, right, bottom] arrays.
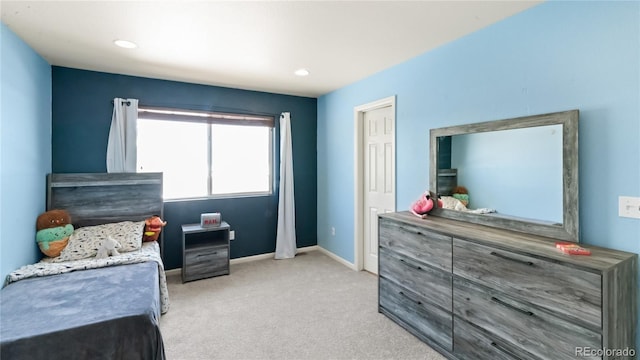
[[378, 211, 637, 360]]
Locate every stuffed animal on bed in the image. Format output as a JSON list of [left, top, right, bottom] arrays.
[[439, 195, 496, 214], [439, 195, 469, 211], [95, 236, 121, 259], [451, 186, 469, 207], [143, 216, 166, 242], [36, 209, 74, 257]]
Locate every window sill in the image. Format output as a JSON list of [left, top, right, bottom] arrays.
[[163, 191, 273, 203]]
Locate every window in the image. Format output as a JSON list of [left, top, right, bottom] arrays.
[[137, 107, 274, 200]]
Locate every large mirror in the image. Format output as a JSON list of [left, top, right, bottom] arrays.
[[429, 110, 579, 242]]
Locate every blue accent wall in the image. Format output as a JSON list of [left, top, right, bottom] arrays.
[[318, 1, 639, 347], [0, 23, 52, 281], [51, 67, 317, 270]]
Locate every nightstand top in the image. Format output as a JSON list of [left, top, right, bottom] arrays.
[[182, 221, 230, 234]]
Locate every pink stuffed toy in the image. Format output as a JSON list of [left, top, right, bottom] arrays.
[[411, 192, 435, 218]]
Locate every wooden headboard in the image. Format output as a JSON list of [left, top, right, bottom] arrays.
[[47, 173, 163, 228]]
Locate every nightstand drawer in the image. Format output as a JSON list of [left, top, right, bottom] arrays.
[[184, 246, 229, 281], [379, 247, 451, 310], [379, 217, 452, 272], [379, 277, 452, 351], [453, 277, 601, 360], [185, 246, 227, 266], [453, 238, 601, 328]]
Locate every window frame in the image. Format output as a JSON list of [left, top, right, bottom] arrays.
[[137, 106, 275, 201]]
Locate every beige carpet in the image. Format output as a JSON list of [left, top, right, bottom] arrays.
[[160, 250, 446, 360]]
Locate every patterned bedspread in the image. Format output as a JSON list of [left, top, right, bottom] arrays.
[[5, 241, 170, 314]]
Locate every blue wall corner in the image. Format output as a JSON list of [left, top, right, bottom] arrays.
[[0, 22, 52, 282]]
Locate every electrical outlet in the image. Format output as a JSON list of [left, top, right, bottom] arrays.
[[331, 227, 335, 236], [229, 230, 235, 240], [619, 196, 640, 219]]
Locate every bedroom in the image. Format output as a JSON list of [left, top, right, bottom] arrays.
[[1, 1, 638, 359]]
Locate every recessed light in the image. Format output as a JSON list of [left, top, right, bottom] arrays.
[[294, 68, 310, 77], [114, 39, 137, 49]]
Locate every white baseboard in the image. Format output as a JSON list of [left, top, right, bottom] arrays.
[[166, 245, 358, 274], [316, 246, 357, 271], [165, 268, 181, 276], [230, 245, 319, 264], [165, 245, 320, 274]]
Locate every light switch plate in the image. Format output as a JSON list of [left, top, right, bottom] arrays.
[[229, 230, 235, 240], [619, 196, 640, 219]]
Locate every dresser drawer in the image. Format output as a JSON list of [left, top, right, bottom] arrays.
[[184, 246, 229, 281], [453, 317, 538, 360], [379, 247, 451, 310], [453, 277, 601, 360], [379, 277, 452, 351], [453, 238, 601, 328], [379, 218, 452, 272]]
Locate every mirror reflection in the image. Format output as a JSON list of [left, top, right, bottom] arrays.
[[437, 124, 563, 225]]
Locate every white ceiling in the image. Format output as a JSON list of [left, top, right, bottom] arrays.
[[1, 1, 541, 98]]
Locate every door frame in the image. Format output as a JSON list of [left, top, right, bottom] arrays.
[[353, 95, 396, 271]]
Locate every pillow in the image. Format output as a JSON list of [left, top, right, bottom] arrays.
[[52, 220, 144, 262]]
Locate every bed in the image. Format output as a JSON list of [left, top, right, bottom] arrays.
[[0, 173, 168, 360]]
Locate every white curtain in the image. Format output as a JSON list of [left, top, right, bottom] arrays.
[[275, 112, 297, 259], [106, 98, 138, 172]]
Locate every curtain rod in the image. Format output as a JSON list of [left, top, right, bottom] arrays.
[[138, 106, 274, 127]]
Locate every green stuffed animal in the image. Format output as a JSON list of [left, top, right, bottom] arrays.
[[36, 209, 74, 257], [451, 186, 469, 207]]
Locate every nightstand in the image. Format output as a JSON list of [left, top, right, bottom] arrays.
[[181, 222, 230, 283]]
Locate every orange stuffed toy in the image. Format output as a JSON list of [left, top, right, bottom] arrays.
[[36, 209, 74, 257], [143, 216, 166, 242]]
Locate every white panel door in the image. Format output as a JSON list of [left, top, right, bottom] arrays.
[[363, 105, 394, 274]]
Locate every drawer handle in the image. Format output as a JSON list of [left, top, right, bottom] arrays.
[[197, 252, 218, 257], [399, 258, 423, 271], [490, 251, 534, 266], [491, 296, 534, 317], [490, 341, 520, 358], [399, 291, 422, 306]]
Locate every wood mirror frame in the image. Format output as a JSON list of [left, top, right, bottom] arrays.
[[429, 109, 579, 242]]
